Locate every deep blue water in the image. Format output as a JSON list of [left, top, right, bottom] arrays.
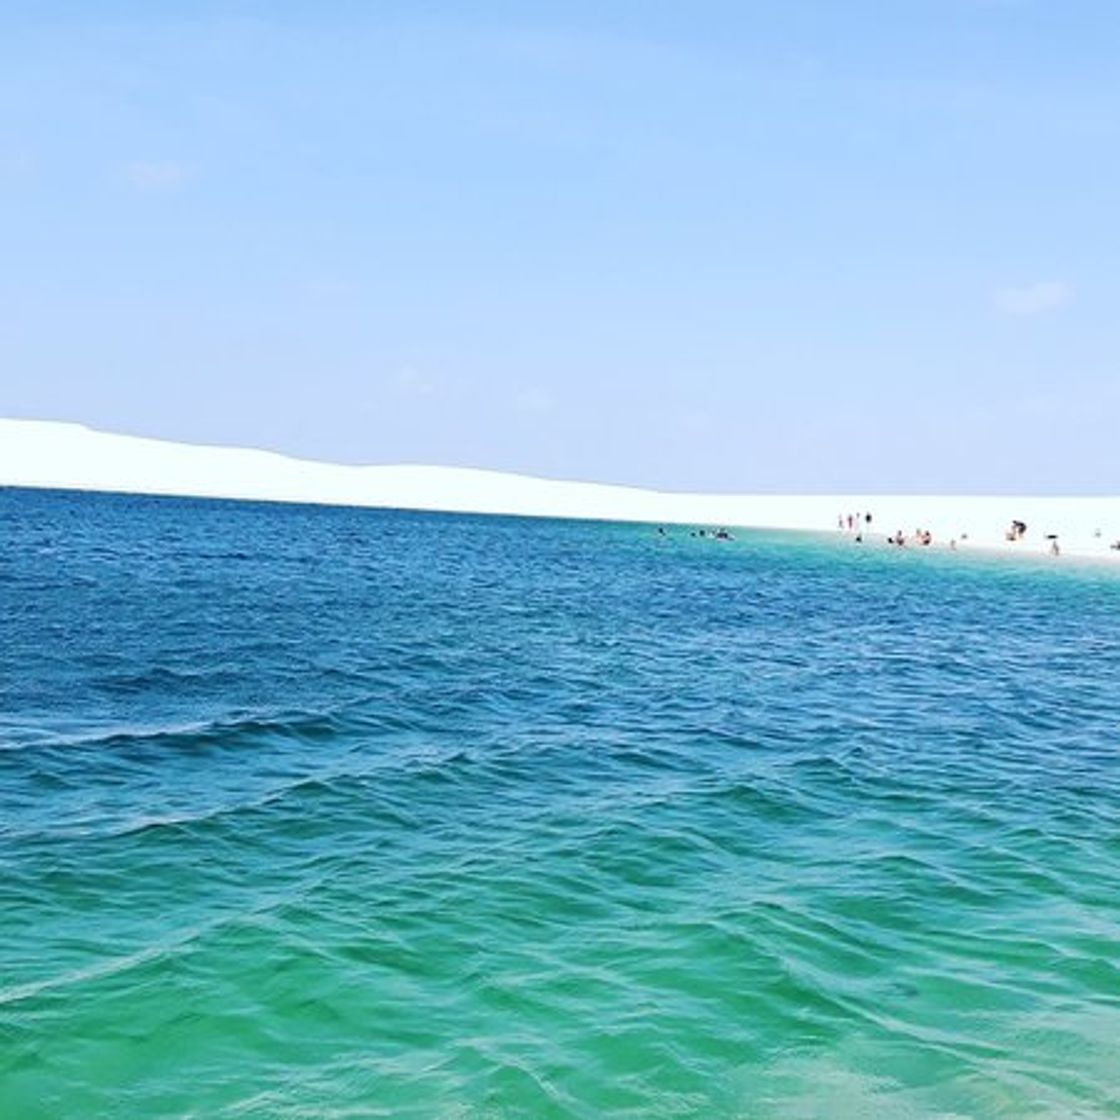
[[1, 487, 1119, 1118]]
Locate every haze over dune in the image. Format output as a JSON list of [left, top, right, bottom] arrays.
[[2, 419, 1119, 561]]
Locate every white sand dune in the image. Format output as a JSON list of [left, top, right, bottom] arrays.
[[2, 419, 1119, 561]]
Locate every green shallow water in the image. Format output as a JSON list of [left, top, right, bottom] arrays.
[[1, 489, 1119, 1117]]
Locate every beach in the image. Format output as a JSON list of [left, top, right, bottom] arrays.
[[3, 419, 1119, 561]]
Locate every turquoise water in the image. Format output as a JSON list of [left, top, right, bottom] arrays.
[[2, 489, 1119, 1118]]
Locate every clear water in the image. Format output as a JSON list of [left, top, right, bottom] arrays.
[[2, 488, 1119, 1118]]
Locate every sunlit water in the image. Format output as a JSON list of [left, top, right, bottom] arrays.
[[2, 488, 1119, 1118]]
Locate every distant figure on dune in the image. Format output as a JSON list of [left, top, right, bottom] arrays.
[[1006, 520, 1027, 542]]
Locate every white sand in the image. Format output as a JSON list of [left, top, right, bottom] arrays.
[[3, 419, 1119, 561]]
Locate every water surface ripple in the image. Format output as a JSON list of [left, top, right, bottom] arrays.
[[2, 489, 1119, 1117]]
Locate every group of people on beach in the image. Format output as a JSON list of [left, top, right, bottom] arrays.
[[838, 511, 873, 543], [841, 513, 1068, 555], [839, 511, 944, 549], [659, 513, 1115, 559], [1005, 519, 1063, 556], [886, 527, 934, 548]]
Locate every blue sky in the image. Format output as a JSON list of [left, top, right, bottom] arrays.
[[2, 1, 1118, 492]]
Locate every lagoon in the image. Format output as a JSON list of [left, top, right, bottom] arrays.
[[2, 488, 1119, 1117]]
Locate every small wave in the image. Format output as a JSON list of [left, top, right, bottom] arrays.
[[16, 708, 352, 755]]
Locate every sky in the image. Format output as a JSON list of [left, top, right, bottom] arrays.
[[2, 1, 1118, 493]]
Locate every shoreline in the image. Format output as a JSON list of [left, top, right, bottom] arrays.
[[3, 419, 1119, 563]]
